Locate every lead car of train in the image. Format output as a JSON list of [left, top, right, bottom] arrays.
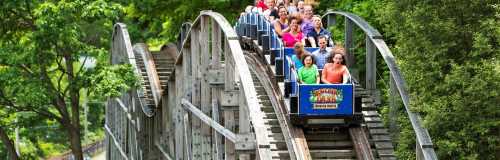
[[236, 11, 363, 127]]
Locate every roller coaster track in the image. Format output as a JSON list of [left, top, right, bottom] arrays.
[[106, 10, 437, 160], [243, 37, 384, 159]]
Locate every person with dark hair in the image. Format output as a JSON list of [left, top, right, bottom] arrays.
[[321, 46, 350, 84], [298, 54, 320, 84], [307, 15, 332, 47], [311, 36, 331, 69], [274, 5, 289, 37], [291, 42, 310, 69], [282, 15, 305, 47]]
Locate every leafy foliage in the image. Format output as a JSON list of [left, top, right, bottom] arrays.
[[377, 0, 500, 159], [118, 0, 252, 48], [0, 0, 136, 159], [1, 0, 498, 159]]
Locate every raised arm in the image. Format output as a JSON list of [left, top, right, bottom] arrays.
[[301, 36, 306, 46], [342, 66, 350, 84], [321, 66, 331, 84], [274, 21, 284, 36], [308, 37, 317, 47], [315, 73, 320, 84]]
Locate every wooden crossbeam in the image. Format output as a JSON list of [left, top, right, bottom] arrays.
[[104, 125, 129, 160], [181, 99, 237, 142]]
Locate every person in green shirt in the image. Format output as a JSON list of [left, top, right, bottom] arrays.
[[298, 55, 320, 84]]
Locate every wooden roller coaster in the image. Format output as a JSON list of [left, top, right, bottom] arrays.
[[105, 10, 437, 160]]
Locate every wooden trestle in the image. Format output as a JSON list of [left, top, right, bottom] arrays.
[[106, 10, 402, 160]]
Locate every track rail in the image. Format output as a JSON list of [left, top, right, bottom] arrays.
[[240, 37, 382, 159], [107, 10, 410, 160], [245, 50, 312, 160], [323, 11, 437, 159], [132, 43, 175, 116]]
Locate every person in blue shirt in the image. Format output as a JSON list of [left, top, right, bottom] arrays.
[[311, 36, 331, 69], [306, 15, 332, 47], [291, 42, 310, 70]]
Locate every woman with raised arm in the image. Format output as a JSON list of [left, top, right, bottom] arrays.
[[282, 15, 305, 47], [321, 46, 350, 84], [274, 5, 289, 37]]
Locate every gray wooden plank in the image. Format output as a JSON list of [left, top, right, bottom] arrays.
[[200, 15, 212, 160], [174, 64, 185, 160], [366, 122, 385, 129], [211, 21, 223, 160], [362, 111, 379, 117], [365, 36, 377, 92], [224, 110, 236, 160], [190, 26, 202, 160], [181, 99, 237, 142]]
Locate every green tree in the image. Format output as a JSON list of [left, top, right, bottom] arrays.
[[377, 0, 500, 159], [119, 0, 252, 47], [0, 108, 19, 160], [0, 1, 136, 159]]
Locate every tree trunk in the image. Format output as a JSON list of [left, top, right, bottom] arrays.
[[65, 121, 84, 160], [0, 126, 19, 160]]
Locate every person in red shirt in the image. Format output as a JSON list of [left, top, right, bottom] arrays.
[[321, 46, 350, 84], [256, 0, 268, 11]]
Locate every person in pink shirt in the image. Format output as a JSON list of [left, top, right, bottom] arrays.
[[282, 15, 305, 47]]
